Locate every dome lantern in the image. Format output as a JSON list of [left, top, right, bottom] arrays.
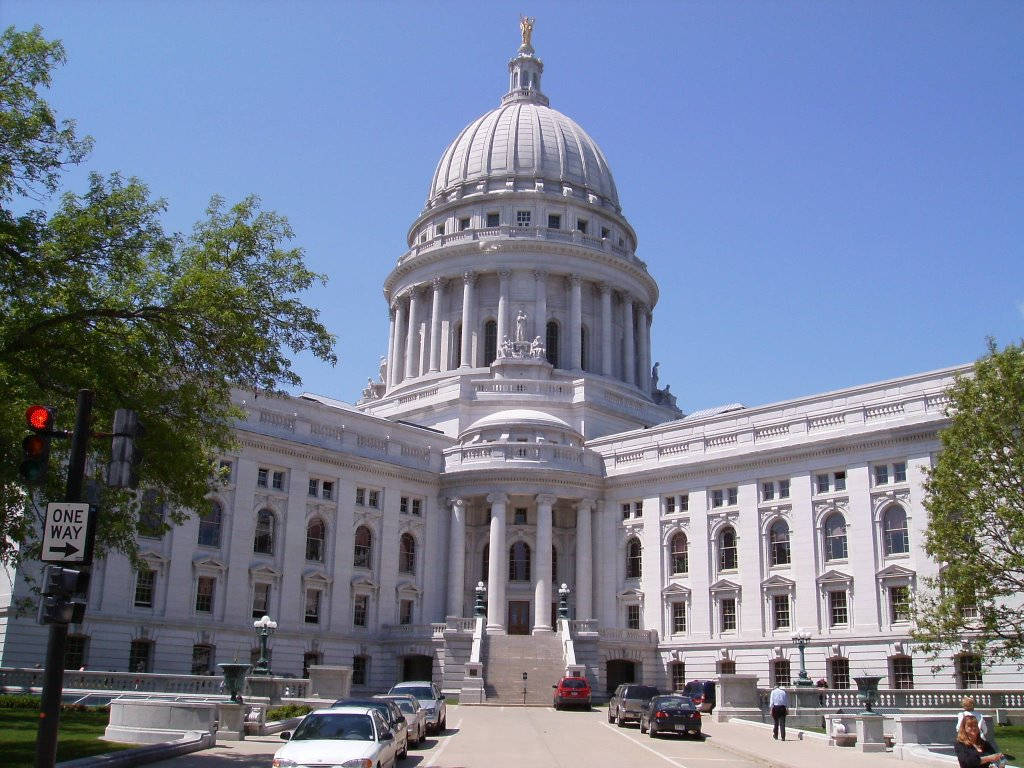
[[503, 16, 548, 107]]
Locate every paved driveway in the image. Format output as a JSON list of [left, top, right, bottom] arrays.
[[148, 705, 763, 768]]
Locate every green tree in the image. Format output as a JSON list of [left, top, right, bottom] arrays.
[[913, 339, 1024, 666], [0, 26, 336, 564]]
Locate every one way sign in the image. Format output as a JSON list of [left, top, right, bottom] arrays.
[[42, 502, 97, 564]]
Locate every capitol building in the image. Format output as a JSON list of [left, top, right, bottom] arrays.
[[0, 25, 1013, 696]]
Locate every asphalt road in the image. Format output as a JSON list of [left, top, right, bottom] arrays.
[[148, 706, 765, 768]]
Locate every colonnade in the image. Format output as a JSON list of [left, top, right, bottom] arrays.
[[386, 270, 652, 393], [445, 495, 595, 633]]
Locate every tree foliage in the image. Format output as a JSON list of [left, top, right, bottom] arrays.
[[913, 339, 1024, 666], [0, 26, 336, 565]]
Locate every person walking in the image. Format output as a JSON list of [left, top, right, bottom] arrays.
[[770, 682, 789, 741]]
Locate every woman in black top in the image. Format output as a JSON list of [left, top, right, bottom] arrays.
[[955, 716, 1006, 768]]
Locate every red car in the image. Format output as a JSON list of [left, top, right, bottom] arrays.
[[552, 676, 591, 710]]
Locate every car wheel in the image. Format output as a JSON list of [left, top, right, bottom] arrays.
[[399, 740, 408, 760], [607, 708, 614, 723], [616, 711, 625, 728], [640, 718, 647, 734], [649, 724, 657, 739], [440, 715, 446, 731]]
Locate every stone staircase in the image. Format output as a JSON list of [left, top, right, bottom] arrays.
[[482, 633, 566, 705]]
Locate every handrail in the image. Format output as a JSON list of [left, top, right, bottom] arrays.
[[469, 616, 484, 664], [560, 619, 577, 668]]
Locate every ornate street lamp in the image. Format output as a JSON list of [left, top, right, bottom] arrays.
[[558, 583, 571, 620], [252, 614, 277, 676], [474, 581, 487, 618], [791, 629, 813, 686]]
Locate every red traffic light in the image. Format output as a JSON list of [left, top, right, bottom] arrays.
[[26, 405, 53, 432]]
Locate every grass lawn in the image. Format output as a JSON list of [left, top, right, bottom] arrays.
[[0, 709, 133, 768], [994, 725, 1024, 763]]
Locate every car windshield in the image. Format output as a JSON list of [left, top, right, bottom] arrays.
[[338, 700, 392, 721], [292, 713, 374, 741], [395, 686, 435, 700], [392, 700, 416, 714], [652, 695, 695, 709], [626, 686, 659, 699], [562, 679, 588, 689]]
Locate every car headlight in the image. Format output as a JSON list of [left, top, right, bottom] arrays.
[[340, 760, 373, 768]]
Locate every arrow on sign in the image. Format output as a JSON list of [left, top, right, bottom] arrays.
[[47, 543, 79, 558]]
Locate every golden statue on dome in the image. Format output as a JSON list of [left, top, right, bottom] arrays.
[[520, 16, 535, 48]]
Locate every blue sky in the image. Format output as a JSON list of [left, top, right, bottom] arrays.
[[7, 1, 1023, 412]]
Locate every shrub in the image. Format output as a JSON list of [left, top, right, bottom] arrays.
[[267, 704, 312, 721]]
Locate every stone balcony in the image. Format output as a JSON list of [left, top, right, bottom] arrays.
[[443, 440, 604, 475]]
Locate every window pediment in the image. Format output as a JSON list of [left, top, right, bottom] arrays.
[[761, 574, 796, 589], [351, 575, 378, 593], [661, 583, 691, 597], [192, 555, 225, 572], [710, 578, 740, 594], [876, 564, 916, 581], [139, 550, 169, 566], [816, 569, 853, 585], [396, 581, 422, 597], [249, 564, 282, 580], [617, 587, 644, 602], [303, 568, 331, 585]]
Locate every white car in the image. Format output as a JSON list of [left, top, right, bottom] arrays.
[[388, 681, 446, 734], [378, 694, 426, 746], [272, 707, 399, 768]]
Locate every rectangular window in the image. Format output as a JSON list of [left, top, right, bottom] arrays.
[[957, 655, 983, 688], [257, 468, 268, 488], [834, 471, 846, 492], [889, 585, 910, 622], [779, 479, 790, 498], [576, 219, 588, 234], [679, 494, 689, 512], [400, 496, 409, 514], [634, 501, 643, 518], [304, 589, 321, 624], [816, 473, 830, 494], [64, 635, 88, 670], [459, 217, 471, 231], [727, 487, 738, 506], [435, 224, 444, 237], [773, 659, 791, 687], [190, 644, 213, 675], [411, 499, 422, 516], [893, 462, 907, 483], [322, 481, 333, 500], [252, 583, 271, 619], [355, 487, 366, 506], [671, 602, 686, 634], [829, 658, 851, 689], [514, 507, 528, 525], [762, 482, 775, 501], [195, 576, 215, 613], [139, 491, 165, 538], [829, 590, 849, 626], [721, 598, 737, 632], [308, 479, 319, 497], [891, 656, 914, 689], [601, 226, 610, 239], [626, 604, 641, 629], [486, 212, 500, 227], [134, 569, 155, 608], [547, 214, 561, 229], [399, 599, 414, 625], [353, 594, 369, 627], [622, 503, 631, 520], [368, 490, 379, 508], [772, 595, 791, 629], [352, 654, 368, 685], [665, 496, 676, 514], [711, 489, 724, 508], [874, 464, 889, 485], [272, 471, 284, 490], [516, 210, 531, 227], [129, 640, 153, 673]]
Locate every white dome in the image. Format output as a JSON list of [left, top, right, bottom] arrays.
[[465, 409, 573, 433], [428, 101, 620, 212]]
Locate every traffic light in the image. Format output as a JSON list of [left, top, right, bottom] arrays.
[[18, 405, 55, 485], [107, 408, 144, 489], [37, 565, 88, 625]]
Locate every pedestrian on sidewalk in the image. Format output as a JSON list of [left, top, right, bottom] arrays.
[[770, 683, 789, 741], [955, 697, 988, 740]]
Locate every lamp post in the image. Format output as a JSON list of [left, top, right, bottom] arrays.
[[474, 581, 487, 618], [791, 629, 813, 687], [252, 615, 277, 676], [558, 583, 571, 621]]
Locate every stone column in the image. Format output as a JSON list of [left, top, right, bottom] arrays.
[[637, 305, 651, 394], [534, 494, 555, 633], [600, 283, 613, 376], [404, 287, 420, 380], [391, 297, 406, 387], [429, 277, 444, 373], [533, 270, 548, 342], [460, 271, 476, 368], [622, 293, 636, 385], [569, 275, 582, 371], [497, 269, 511, 345], [446, 498, 466, 618], [385, 305, 397, 392], [486, 493, 508, 632], [575, 499, 593, 620]]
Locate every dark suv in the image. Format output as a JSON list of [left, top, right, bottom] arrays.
[[608, 684, 660, 726]]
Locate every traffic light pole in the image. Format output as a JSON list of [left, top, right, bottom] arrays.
[[35, 389, 92, 768]]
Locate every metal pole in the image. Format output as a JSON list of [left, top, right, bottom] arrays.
[[35, 389, 93, 768]]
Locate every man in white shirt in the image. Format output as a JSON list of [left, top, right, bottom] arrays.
[[770, 683, 789, 740]]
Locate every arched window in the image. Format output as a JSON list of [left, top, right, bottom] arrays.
[[453, 324, 462, 367], [509, 542, 531, 581], [580, 326, 589, 371], [354, 525, 373, 568], [399, 533, 416, 574], [626, 537, 642, 579], [552, 545, 558, 582], [484, 320, 497, 365], [546, 321, 559, 367], [770, 520, 791, 566], [883, 506, 910, 555], [305, 518, 325, 562], [823, 513, 848, 561], [719, 527, 738, 571], [481, 543, 489, 582], [253, 509, 275, 555], [670, 532, 688, 575], [198, 500, 222, 547]]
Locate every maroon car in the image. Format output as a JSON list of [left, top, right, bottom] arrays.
[[639, 694, 702, 738]]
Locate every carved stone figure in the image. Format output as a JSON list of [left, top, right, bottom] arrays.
[[651, 361, 660, 390], [378, 356, 388, 383], [515, 310, 528, 342], [530, 336, 545, 358], [520, 16, 535, 49]]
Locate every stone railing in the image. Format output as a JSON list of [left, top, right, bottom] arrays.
[[397, 225, 637, 265], [755, 686, 1024, 712], [443, 442, 602, 474], [445, 617, 476, 632], [569, 619, 599, 635], [598, 627, 658, 645], [473, 380, 573, 398], [379, 623, 443, 639]]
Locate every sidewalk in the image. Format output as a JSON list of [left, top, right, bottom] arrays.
[[700, 716, 951, 768]]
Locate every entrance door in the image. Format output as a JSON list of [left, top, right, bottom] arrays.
[[606, 659, 636, 694], [508, 600, 531, 635]]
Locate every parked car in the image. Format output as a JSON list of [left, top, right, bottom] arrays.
[[681, 680, 716, 713], [639, 694, 702, 739], [552, 676, 591, 710], [388, 681, 447, 734], [331, 697, 408, 759], [273, 707, 399, 768], [379, 693, 426, 746], [608, 683, 660, 726]]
